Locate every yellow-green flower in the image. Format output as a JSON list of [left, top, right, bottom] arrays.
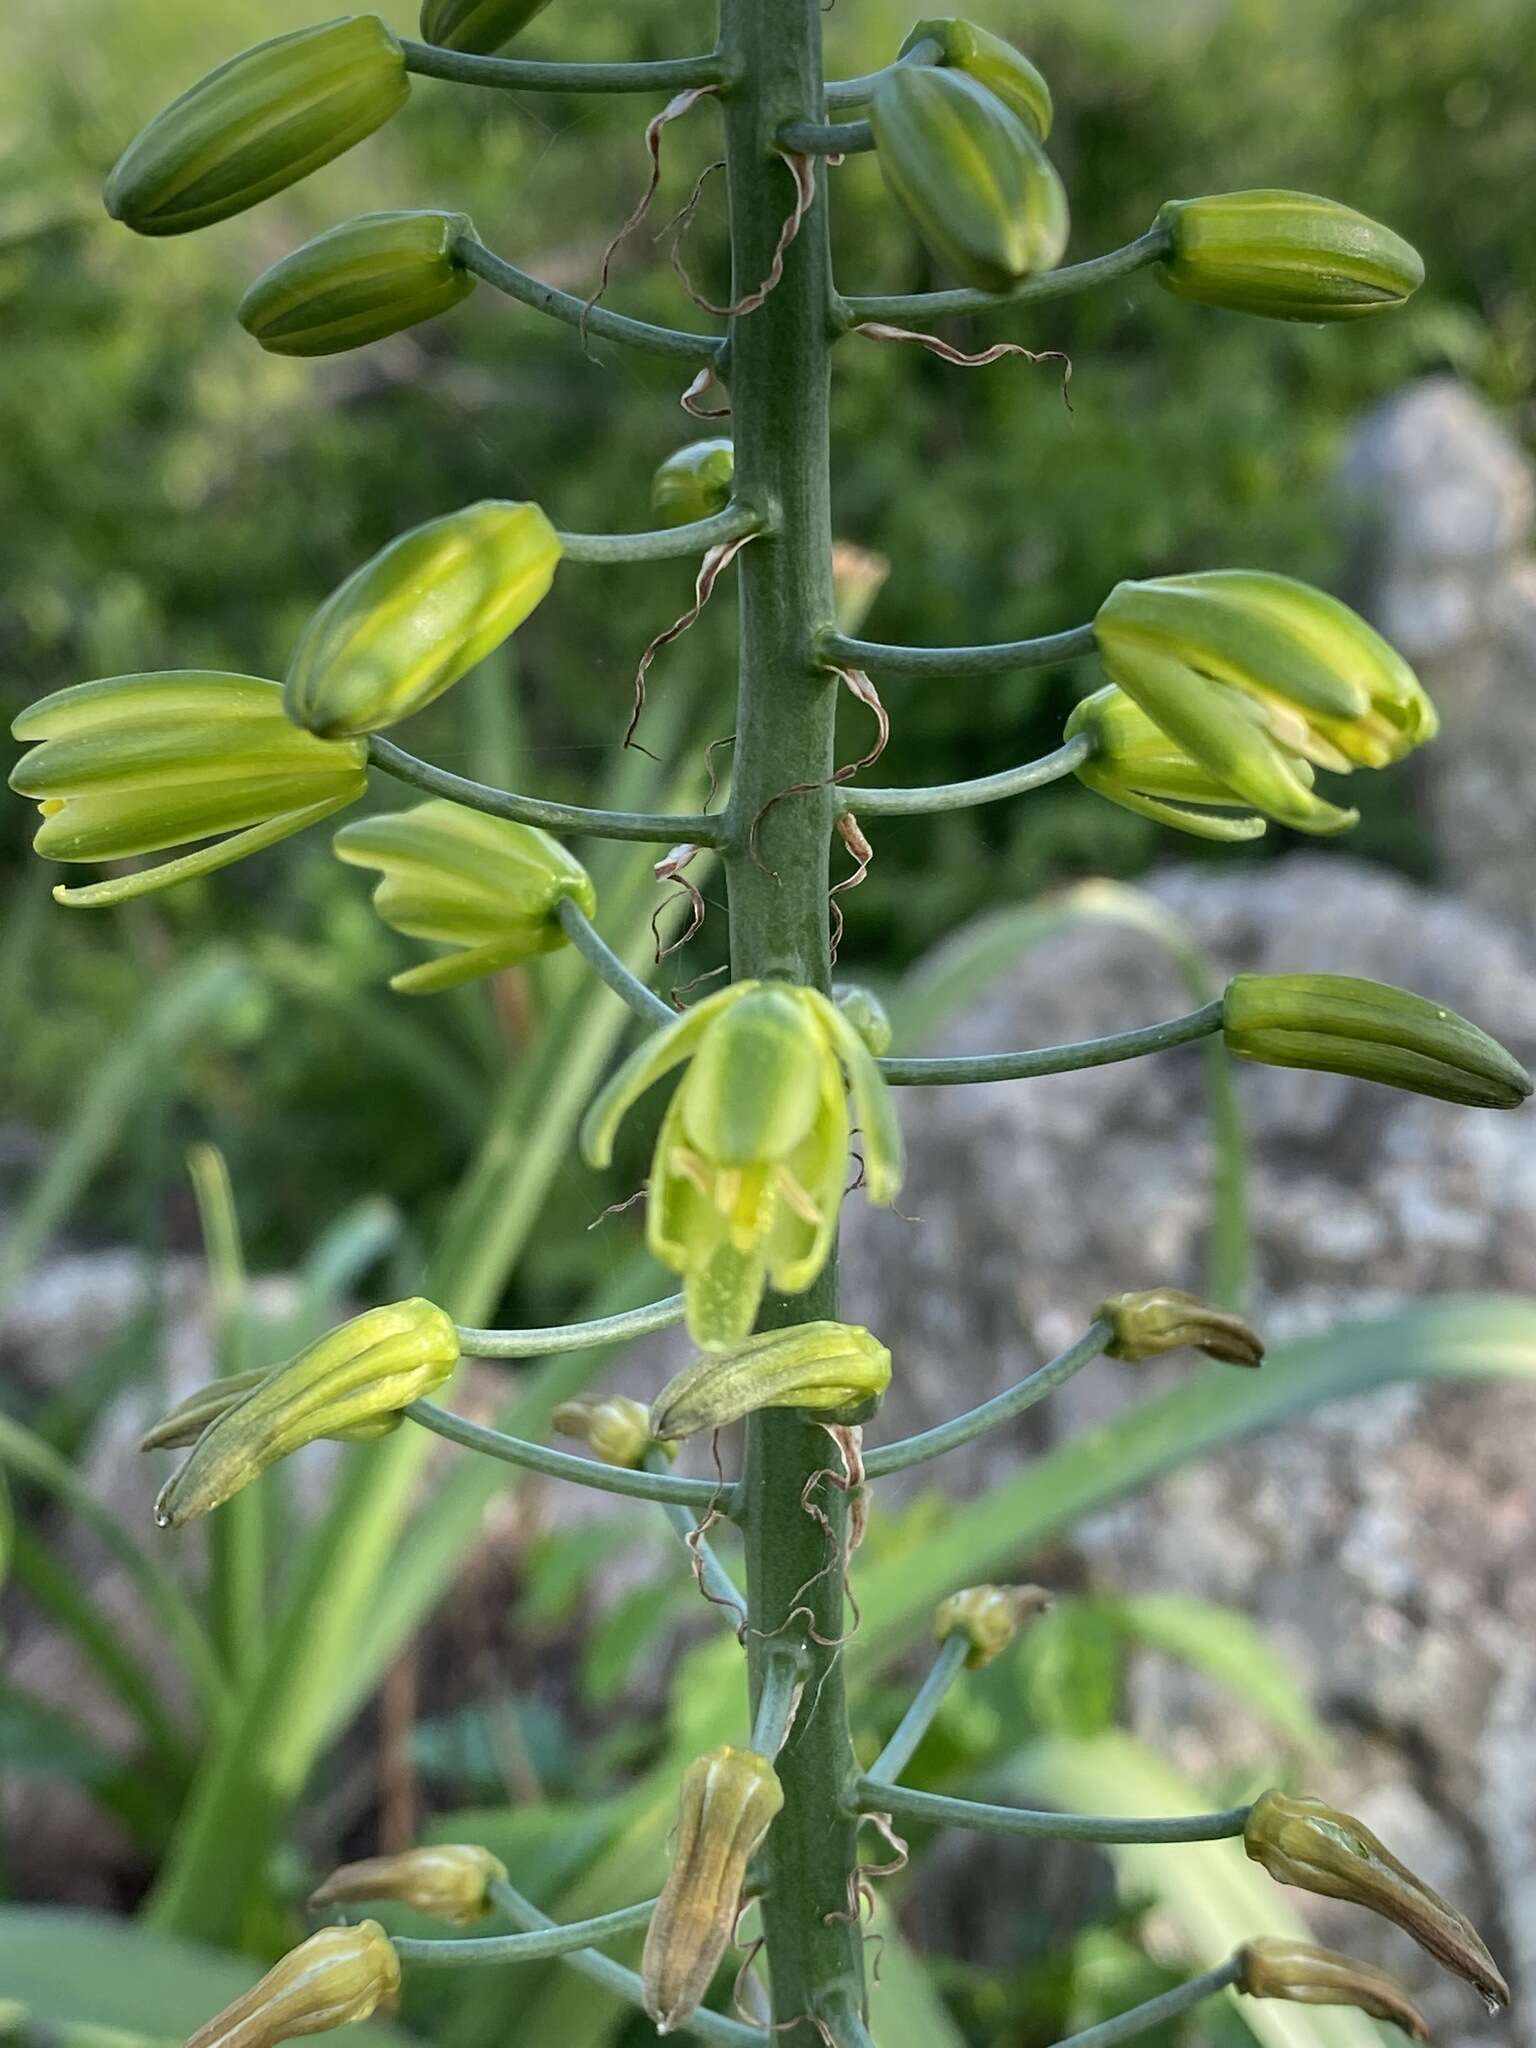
[[9, 671, 367, 908], [1156, 190, 1424, 323], [650, 1321, 892, 1442], [1223, 973, 1531, 1109], [284, 501, 562, 740], [156, 1299, 459, 1528], [182, 1921, 399, 2048], [898, 18, 1053, 141], [1093, 571, 1438, 835], [1068, 685, 1281, 841], [419, 0, 555, 56], [643, 1747, 785, 2034], [581, 982, 903, 1350], [310, 1844, 508, 1925], [333, 800, 596, 994]]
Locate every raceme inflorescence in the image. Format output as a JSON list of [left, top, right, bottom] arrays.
[[16, 5, 1531, 2048]]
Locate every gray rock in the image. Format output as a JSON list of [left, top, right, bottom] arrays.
[[1340, 376, 1536, 931], [843, 856, 1536, 2040]]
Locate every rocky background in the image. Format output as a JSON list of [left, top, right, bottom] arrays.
[[5, 377, 1535, 2037]]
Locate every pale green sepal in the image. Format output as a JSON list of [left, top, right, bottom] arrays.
[[580, 983, 753, 1170], [810, 991, 904, 1204], [51, 793, 358, 909]]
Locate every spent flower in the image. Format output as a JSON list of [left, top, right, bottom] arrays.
[[935, 1583, 1052, 1668], [182, 1921, 399, 2048], [551, 1395, 667, 1470], [1097, 1287, 1265, 1367], [310, 1845, 508, 1925], [1237, 1939, 1429, 2040], [1244, 1790, 1508, 2008], [642, 1747, 785, 2034], [156, 1299, 460, 1527], [650, 1322, 892, 1442]]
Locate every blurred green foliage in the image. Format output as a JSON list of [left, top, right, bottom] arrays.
[[2, 0, 1531, 1264]]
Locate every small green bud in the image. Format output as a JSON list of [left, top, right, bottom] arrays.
[[898, 18, 1053, 141], [643, 1748, 784, 2035], [105, 18, 409, 239], [1066, 684, 1275, 843], [9, 671, 368, 908], [1244, 1790, 1508, 2010], [1237, 1939, 1429, 2041], [870, 66, 1069, 294], [1097, 1287, 1264, 1367], [310, 1844, 508, 1925], [650, 440, 735, 529], [1093, 570, 1438, 835], [284, 501, 562, 739], [935, 1583, 1051, 1668], [155, 1298, 460, 1528], [1156, 190, 1424, 323], [419, 0, 554, 56], [238, 211, 478, 359], [581, 982, 903, 1351], [332, 799, 596, 994], [1223, 974, 1532, 1110], [182, 1921, 400, 2048], [551, 1395, 668, 1470], [833, 983, 893, 1057], [650, 1322, 892, 1442], [829, 543, 891, 637]]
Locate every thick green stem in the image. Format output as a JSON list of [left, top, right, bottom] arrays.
[[717, 1, 866, 2035]]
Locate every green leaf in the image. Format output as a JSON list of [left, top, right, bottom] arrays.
[[1001, 1734, 1390, 2048], [0, 1908, 416, 2046], [0, 950, 252, 1323], [1015, 1600, 1124, 1738], [1093, 1594, 1331, 1760], [0, 1685, 119, 1784]]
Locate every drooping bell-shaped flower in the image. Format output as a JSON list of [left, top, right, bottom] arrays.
[[581, 981, 903, 1350], [333, 799, 596, 994]]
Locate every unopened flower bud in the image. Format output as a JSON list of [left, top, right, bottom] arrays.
[[284, 501, 561, 740], [650, 1322, 892, 1443], [898, 18, 1053, 141], [239, 211, 478, 359], [643, 1747, 784, 2034], [105, 18, 409, 239], [156, 1299, 459, 1528], [1097, 1288, 1264, 1367], [650, 440, 734, 529], [552, 1395, 668, 1470], [871, 66, 1068, 294], [582, 982, 902, 1351], [9, 672, 367, 909], [829, 544, 891, 637], [182, 1920, 399, 2048], [419, 0, 554, 56], [832, 984, 893, 1057], [1093, 571, 1437, 836], [333, 800, 596, 995], [1237, 1938, 1429, 2041], [1223, 974, 1531, 1111], [310, 1844, 507, 1926], [935, 1583, 1052, 1668], [1155, 191, 1424, 323], [1244, 1790, 1508, 2010]]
